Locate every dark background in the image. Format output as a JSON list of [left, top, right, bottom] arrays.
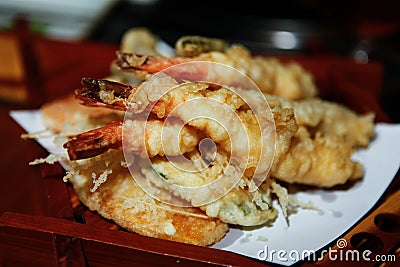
[[88, 0, 400, 122]]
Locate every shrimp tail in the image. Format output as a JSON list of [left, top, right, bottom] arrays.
[[116, 51, 186, 74], [75, 78, 134, 110], [64, 121, 123, 160]]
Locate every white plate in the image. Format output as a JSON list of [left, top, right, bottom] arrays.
[[10, 110, 400, 266]]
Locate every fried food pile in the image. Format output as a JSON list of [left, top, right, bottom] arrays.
[[36, 28, 375, 246]]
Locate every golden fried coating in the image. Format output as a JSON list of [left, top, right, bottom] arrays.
[[67, 80, 370, 189], [66, 151, 228, 246], [116, 44, 317, 100], [197, 44, 317, 99], [272, 127, 363, 187], [266, 95, 375, 147], [148, 150, 278, 226]]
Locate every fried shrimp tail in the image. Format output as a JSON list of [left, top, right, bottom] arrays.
[[64, 121, 123, 160], [64, 119, 200, 161], [116, 51, 186, 74], [75, 78, 136, 110]]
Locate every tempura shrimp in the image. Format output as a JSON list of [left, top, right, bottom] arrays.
[[72, 76, 369, 187], [115, 44, 317, 100], [73, 77, 293, 175], [64, 119, 200, 160]]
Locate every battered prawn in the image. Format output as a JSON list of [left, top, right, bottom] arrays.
[[72, 78, 285, 175], [68, 77, 365, 188], [78, 77, 373, 149], [266, 95, 375, 147], [272, 126, 363, 187], [64, 119, 200, 160], [115, 44, 317, 100]]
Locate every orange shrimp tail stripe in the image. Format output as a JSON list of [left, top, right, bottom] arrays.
[[64, 121, 123, 160]]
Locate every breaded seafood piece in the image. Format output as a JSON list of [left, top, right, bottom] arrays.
[[40, 95, 229, 246], [115, 44, 317, 100], [147, 150, 278, 226], [68, 78, 367, 188], [65, 150, 229, 246], [266, 95, 375, 147], [272, 127, 363, 187]]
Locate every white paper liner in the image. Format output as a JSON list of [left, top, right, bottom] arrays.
[[10, 109, 400, 266]]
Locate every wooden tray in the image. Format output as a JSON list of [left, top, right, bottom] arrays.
[[1, 25, 399, 267]]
